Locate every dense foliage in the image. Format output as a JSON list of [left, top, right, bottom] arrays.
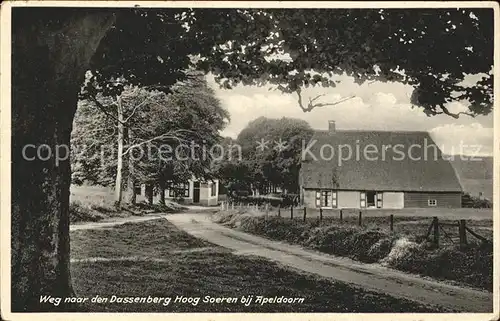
[[461, 192, 493, 208], [84, 8, 493, 118], [72, 74, 229, 193], [213, 117, 313, 195]]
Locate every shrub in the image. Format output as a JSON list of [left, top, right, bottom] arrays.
[[462, 192, 492, 208], [380, 238, 427, 271], [426, 244, 493, 290], [381, 239, 493, 290], [351, 230, 390, 262], [212, 211, 238, 225], [153, 201, 186, 213], [89, 204, 117, 214], [126, 201, 186, 214], [69, 201, 105, 223], [367, 237, 394, 262]]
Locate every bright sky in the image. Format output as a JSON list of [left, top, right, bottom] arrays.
[[208, 74, 494, 156]]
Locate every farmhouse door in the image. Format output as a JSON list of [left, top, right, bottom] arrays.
[[193, 181, 201, 203]]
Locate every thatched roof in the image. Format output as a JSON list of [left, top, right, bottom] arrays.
[[300, 130, 462, 192]]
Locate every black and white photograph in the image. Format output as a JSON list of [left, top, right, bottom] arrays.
[[1, 1, 498, 319]]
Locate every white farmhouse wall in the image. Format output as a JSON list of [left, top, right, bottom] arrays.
[[206, 181, 219, 206], [382, 192, 404, 209], [337, 191, 360, 208], [157, 179, 220, 206]]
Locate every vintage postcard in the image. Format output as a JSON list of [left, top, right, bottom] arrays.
[[0, 1, 498, 320]]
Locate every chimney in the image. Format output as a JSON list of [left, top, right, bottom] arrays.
[[328, 120, 336, 134]]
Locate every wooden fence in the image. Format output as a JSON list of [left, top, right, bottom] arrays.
[[220, 202, 394, 227], [423, 216, 491, 248], [219, 202, 491, 247]]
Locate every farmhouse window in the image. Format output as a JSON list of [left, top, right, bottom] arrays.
[[376, 192, 383, 208], [183, 184, 190, 197], [169, 182, 190, 197], [428, 199, 437, 206], [321, 191, 331, 207], [315, 190, 337, 208], [360, 192, 366, 208]]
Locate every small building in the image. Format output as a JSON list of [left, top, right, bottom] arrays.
[[140, 179, 220, 206], [299, 121, 463, 209]]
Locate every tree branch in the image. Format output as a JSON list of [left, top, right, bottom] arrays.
[[309, 94, 325, 104], [86, 94, 125, 125], [435, 104, 475, 119], [296, 87, 356, 112], [314, 95, 357, 108], [123, 93, 161, 123]]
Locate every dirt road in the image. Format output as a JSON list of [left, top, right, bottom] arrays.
[[165, 212, 493, 312]]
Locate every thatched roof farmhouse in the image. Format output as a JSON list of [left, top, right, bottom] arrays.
[[299, 121, 463, 209]]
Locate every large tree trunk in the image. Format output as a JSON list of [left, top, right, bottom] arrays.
[[11, 10, 115, 311], [127, 174, 137, 205], [159, 184, 166, 205], [145, 184, 154, 205], [114, 95, 124, 208], [127, 130, 136, 205]]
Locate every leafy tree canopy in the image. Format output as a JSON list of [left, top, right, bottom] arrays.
[[80, 8, 492, 118], [72, 74, 228, 188], [233, 116, 314, 193]]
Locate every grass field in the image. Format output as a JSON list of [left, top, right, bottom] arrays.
[[68, 219, 444, 312], [69, 185, 182, 223], [213, 209, 493, 291], [70, 185, 149, 207], [69, 185, 131, 223]]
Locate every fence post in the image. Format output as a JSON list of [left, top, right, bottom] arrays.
[[231, 202, 234, 210], [278, 205, 281, 217], [459, 219, 467, 247], [390, 214, 394, 232], [339, 209, 343, 222], [358, 210, 362, 226], [319, 208, 323, 222], [291, 206, 294, 220], [303, 207, 307, 222], [433, 216, 439, 248]]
